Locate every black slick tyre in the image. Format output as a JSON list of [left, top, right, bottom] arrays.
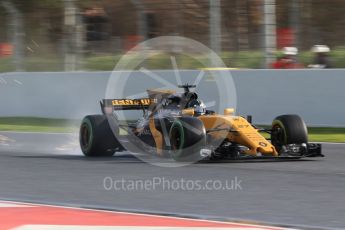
[[79, 115, 121, 157], [271, 114, 308, 152]]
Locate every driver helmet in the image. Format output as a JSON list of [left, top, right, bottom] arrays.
[[311, 45, 330, 53], [187, 99, 206, 115], [282, 47, 298, 56]]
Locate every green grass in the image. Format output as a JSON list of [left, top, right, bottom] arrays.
[[0, 117, 344, 143], [308, 127, 345, 143], [0, 57, 15, 72], [84, 55, 121, 71], [2, 47, 345, 72], [0, 117, 79, 133], [82, 48, 345, 70]]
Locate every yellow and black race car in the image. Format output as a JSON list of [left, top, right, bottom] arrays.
[[79, 84, 323, 161]]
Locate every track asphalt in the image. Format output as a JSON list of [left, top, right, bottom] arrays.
[[0, 132, 344, 229]]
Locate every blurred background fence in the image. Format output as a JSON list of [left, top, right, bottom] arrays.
[[0, 0, 345, 72]]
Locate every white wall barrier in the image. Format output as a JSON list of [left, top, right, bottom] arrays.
[[0, 69, 344, 127]]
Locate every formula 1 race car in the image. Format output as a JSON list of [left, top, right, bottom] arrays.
[[79, 84, 323, 161]]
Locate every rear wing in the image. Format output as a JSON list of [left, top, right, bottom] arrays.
[[101, 98, 157, 112], [101, 89, 175, 114]]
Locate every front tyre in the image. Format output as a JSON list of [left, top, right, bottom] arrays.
[[271, 114, 308, 153], [169, 117, 206, 162], [79, 115, 121, 157]]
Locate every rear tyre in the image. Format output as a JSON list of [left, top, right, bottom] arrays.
[[79, 115, 121, 157], [169, 117, 206, 162], [271, 114, 308, 152]]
